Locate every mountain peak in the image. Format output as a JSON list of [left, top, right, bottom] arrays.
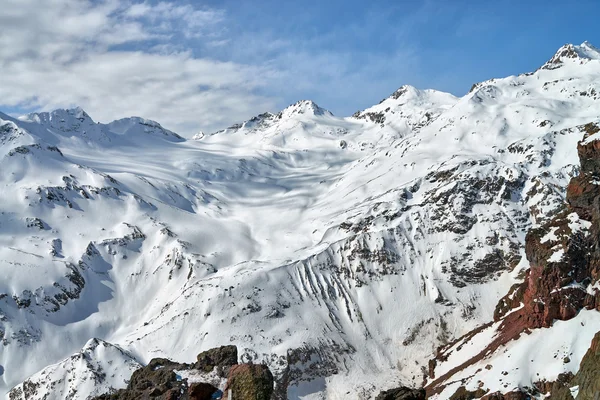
[[389, 85, 420, 100], [277, 100, 332, 119], [542, 41, 600, 70], [20, 107, 95, 125]]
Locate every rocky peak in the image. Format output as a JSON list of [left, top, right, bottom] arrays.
[[244, 112, 277, 128], [276, 100, 332, 119], [541, 41, 600, 70], [211, 111, 277, 135], [352, 84, 457, 129], [390, 84, 421, 100], [210, 101, 331, 136]]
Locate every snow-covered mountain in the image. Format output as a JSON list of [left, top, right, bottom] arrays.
[[2, 42, 600, 400]]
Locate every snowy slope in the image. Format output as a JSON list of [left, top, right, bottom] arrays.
[[429, 310, 600, 399], [8, 339, 140, 400], [2, 42, 600, 400]]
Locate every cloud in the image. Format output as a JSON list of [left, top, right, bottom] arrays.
[[0, 0, 448, 136], [0, 0, 275, 135], [122, 2, 226, 38]]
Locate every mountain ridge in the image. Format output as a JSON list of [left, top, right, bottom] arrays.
[[2, 41, 600, 400]]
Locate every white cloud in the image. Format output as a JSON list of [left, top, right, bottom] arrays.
[[0, 0, 435, 136], [122, 1, 226, 38], [0, 0, 275, 135]]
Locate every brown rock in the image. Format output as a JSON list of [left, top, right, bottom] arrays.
[[448, 386, 488, 400], [375, 386, 426, 400], [188, 382, 219, 400], [195, 345, 238, 373], [225, 364, 273, 400], [481, 390, 528, 400]]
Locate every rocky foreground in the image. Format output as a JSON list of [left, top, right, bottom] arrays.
[[90, 345, 274, 400]]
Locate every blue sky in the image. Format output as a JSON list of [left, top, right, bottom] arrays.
[[202, 0, 600, 109], [0, 0, 598, 135]]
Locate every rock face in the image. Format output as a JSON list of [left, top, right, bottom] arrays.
[[480, 391, 529, 400], [426, 124, 600, 397], [490, 122, 600, 332], [225, 364, 274, 400], [375, 386, 426, 400], [195, 345, 238, 372], [550, 331, 600, 400], [571, 331, 600, 400], [188, 382, 219, 400]]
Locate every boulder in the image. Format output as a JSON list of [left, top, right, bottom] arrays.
[[188, 382, 219, 400], [225, 364, 274, 400], [375, 386, 426, 400], [195, 345, 238, 373]]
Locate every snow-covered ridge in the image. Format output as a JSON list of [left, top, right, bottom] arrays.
[[207, 99, 333, 138], [17, 107, 183, 143], [2, 41, 600, 400], [351, 84, 458, 130], [278, 99, 332, 118], [8, 339, 140, 400], [541, 41, 600, 70]]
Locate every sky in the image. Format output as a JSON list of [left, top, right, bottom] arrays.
[[0, 0, 599, 136]]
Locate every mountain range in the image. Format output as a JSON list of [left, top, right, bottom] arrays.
[[2, 42, 600, 400]]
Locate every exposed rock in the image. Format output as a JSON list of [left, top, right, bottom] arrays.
[[92, 346, 278, 400], [225, 364, 274, 400], [481, 390, 530, 400], [427, 122, 600, 396], [188, 382, 219, 400], [534, 372, 574, 399], [195, 345, 238, 373], [567, 331, 600, 400], [448, 386, 488, 400], [375, 386, 426, 400], [93, 357, 189, 400]]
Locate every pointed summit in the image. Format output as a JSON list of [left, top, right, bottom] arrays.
[[277, 100, 332, 119], [541, 41, 600, 70], [389, 85, 421, 100], [351, 84, 457, 129]]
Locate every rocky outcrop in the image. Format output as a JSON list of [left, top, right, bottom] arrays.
[[426, 124, 600, 396], [195, 345, 238, 373], [553, 331, 600, 400], [93, 346, 274, 400], [521, 331, 600, 400], [94, 358, 190, 400], [375, 386, 426, 400], [448, 387, 489, 400], [480, 391, 529, 400], [188, 382, 219, 400], [225, 364, 274, 400]]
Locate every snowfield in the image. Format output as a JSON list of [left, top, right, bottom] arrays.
[[3, 42, 600, 399]]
